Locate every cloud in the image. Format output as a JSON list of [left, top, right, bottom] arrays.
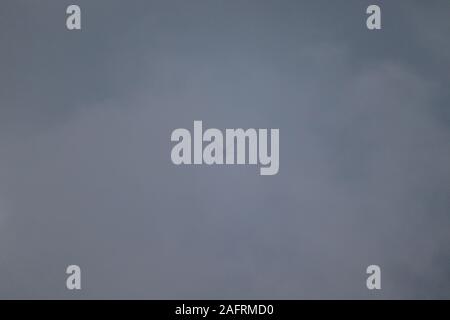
[[0, 0, 449, 299]]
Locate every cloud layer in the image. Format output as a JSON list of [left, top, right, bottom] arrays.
[[1, 0, 449, 298]]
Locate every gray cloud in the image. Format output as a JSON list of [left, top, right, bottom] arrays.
[[0, 0, 449, 299]]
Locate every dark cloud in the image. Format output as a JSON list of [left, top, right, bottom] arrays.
[[0, 0, 449, 298]]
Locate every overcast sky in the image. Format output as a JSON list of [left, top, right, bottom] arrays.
[[0, 0, 450, 299]]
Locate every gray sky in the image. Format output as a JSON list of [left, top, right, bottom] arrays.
[[1, 0, 450, 299]]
